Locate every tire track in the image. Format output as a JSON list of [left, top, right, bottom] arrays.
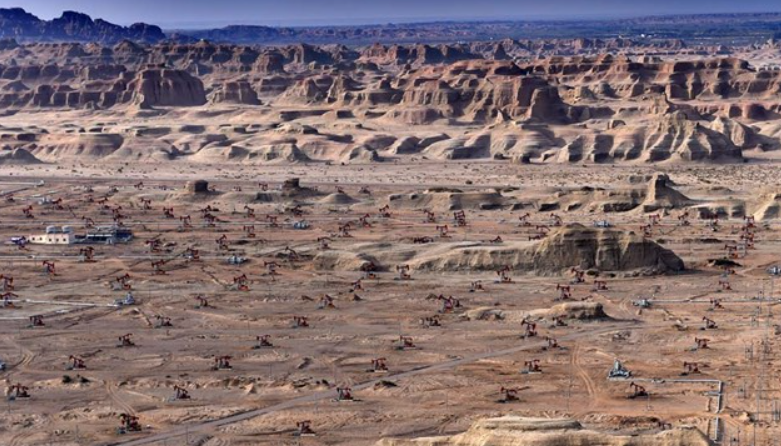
[[8, 432, 27, 446], [571, 342, 597, 412], [7, 338, 36, 373], [106, 381, 135, 415]]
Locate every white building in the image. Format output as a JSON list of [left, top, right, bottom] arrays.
[[28, 226, 75, 245]]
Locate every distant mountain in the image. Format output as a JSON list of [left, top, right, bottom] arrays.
[[1, 7, 781, 46], [159, 12, 781, 46], [176, 13, 781, 45], [181, 25, 298, 44], [0, 8, 165, 44]]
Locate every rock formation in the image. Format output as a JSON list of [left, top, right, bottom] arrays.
[[753, 190, 781, 220], [524, 224, 684, 274], [210, 80, 260, 105], [127, 66, 206, 107], [0, 147, 41, 164], [185, 179, 210, 194], [315, 225, 684, 275], [0, 33, 778, 166], [642, 173, 693, 212], [410, 224, 683, 274]]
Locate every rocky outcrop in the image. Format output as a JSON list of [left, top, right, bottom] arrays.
[[538, 174, 690, 213], [255, 51, 285, 73], [185, 180, 210, 194], [709, 117, 762, 149], [753, 190, 781, 221], [526, 224, 684, 274], [316, 225, 683, 275], [201, 143, 311, 164], [410, 224, 684, 274], [126, 66, 206, 107], [31, 133, 124, 160], [556, 112, 744, 163], [642, 173, 693, 212], [0, 148, 41, 165], [210, 80, 260, 105], [527, 86, 571, 122], [285, 43, 334, 66], [640, 112, 743, 162]]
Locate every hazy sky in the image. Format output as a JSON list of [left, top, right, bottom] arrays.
[[3, 0, 781, 28]]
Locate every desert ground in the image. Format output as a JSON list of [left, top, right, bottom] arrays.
[[2, 150, 781, 446], [2, 31, 781, 446]]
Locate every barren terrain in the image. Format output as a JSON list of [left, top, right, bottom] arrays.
[[1, 24, 781, 446]]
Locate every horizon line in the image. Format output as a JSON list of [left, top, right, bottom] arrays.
[[4, 6, 781, 30], [152, 10, 781, 29]]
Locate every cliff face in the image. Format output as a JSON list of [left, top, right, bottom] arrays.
[[2, 64, 205, 109], [0, 42, 774, 111], [127, 67, 207, 107], [404, 225, 684, 275], [209, 80, 260, 105], [1, 36, 780, 165]]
